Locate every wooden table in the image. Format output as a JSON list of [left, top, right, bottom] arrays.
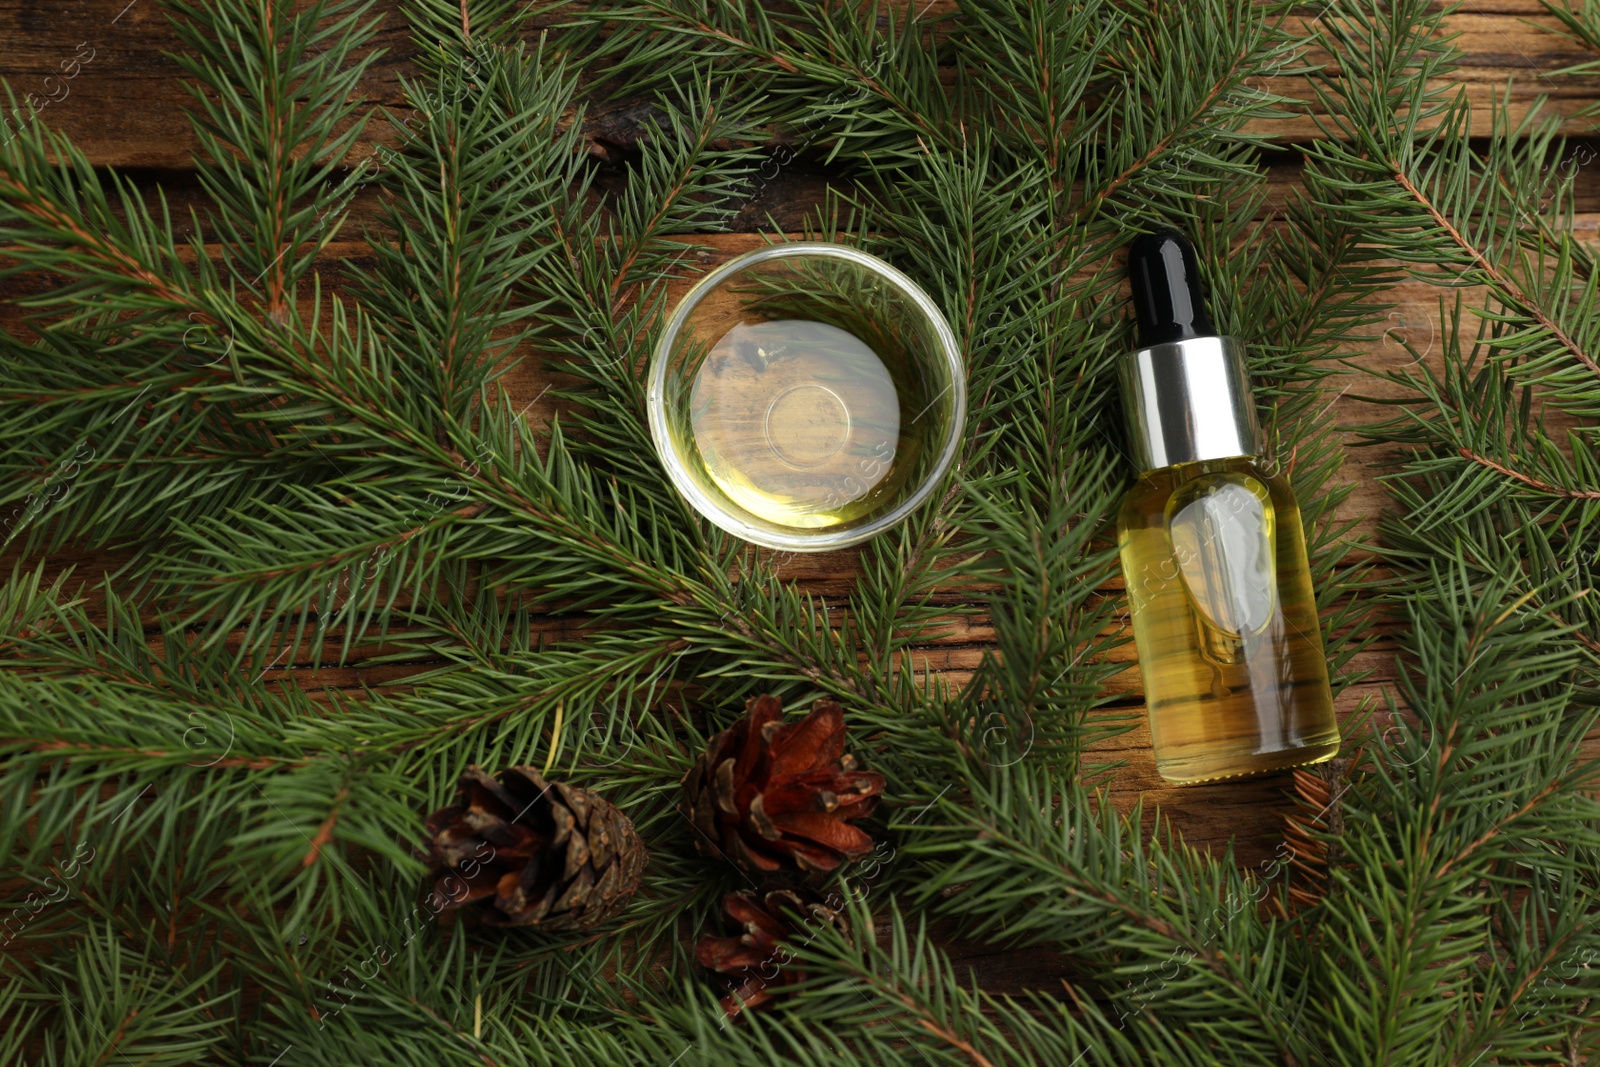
[[4, 0, 1600, 994]]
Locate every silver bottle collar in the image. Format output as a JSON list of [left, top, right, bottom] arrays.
[[1122, 335, 1259, 472]]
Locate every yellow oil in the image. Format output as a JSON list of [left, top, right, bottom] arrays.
[[1117, 456, 1340, 784], [687, 319, 920, 529]]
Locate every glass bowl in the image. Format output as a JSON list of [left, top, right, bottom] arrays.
[[647, 242, 965, 552]]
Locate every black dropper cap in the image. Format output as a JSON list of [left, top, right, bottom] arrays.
[[1127, 228, 1215, 348]]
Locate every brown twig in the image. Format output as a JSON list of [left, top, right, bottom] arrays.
[[302, 787, 349, 867], [17, 739, 304, 770], [1072, 49, 1252, 224], [1391, 167, 1600, 382], [247, 501, 490, 583], [1455, 447, 1600, 499], [835, 963, 997, 1067], [92, 1009, 137, 1066], [393, 637, 689, 750], [1435, 779, 1564, 880], [0, 171, 215, 322]]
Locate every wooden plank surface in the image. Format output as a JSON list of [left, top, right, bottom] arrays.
[[3, 0, 1598, 897], [3, 1, 1600, 168]]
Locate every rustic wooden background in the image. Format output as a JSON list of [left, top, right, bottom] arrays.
[[4, 0, 1600, 990]]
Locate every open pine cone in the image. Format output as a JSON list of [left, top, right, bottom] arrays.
[[423, 766, 646, 931], [696, 884, 847, 1016], [1276, 757, 1354, 919], [682, 695, 885, 875]]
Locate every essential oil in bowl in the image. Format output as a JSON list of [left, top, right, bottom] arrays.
[[687, 319, 918, 529]]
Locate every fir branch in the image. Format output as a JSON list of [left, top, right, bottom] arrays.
[[5, 0, 1600, 1062], [1453, 446, 1600, 499], [1386, 165, 1600, 382], [164, 0, 385, 323]]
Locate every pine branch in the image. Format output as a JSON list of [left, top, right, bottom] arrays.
[[164, 0, 384, 323], [5, 0, 1599, 1062]]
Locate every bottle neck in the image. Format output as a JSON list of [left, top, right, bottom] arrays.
[[1122, 335, 1259, 472]]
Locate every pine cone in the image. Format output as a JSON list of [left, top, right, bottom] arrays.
[[696, 883, 847, 1016], [682, 695, 885, 875], [423, 766, 646, 930], [1276, 756, 1354, 918]]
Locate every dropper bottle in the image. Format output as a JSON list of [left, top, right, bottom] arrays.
[[1116, 229, 1340, 784]]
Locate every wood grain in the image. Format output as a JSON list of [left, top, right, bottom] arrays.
[[4, 0, 1600, 983], [4, 2, 1600, 169]]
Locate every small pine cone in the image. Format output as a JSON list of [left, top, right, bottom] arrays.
[[424, 766, 646, 931], [696, 884, 847, 1016], [1275, 757, 1354, 919], [682, 695, 885, 875]]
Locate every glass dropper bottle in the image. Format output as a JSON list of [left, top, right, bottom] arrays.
[[1115, 229, 1340, 784]]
